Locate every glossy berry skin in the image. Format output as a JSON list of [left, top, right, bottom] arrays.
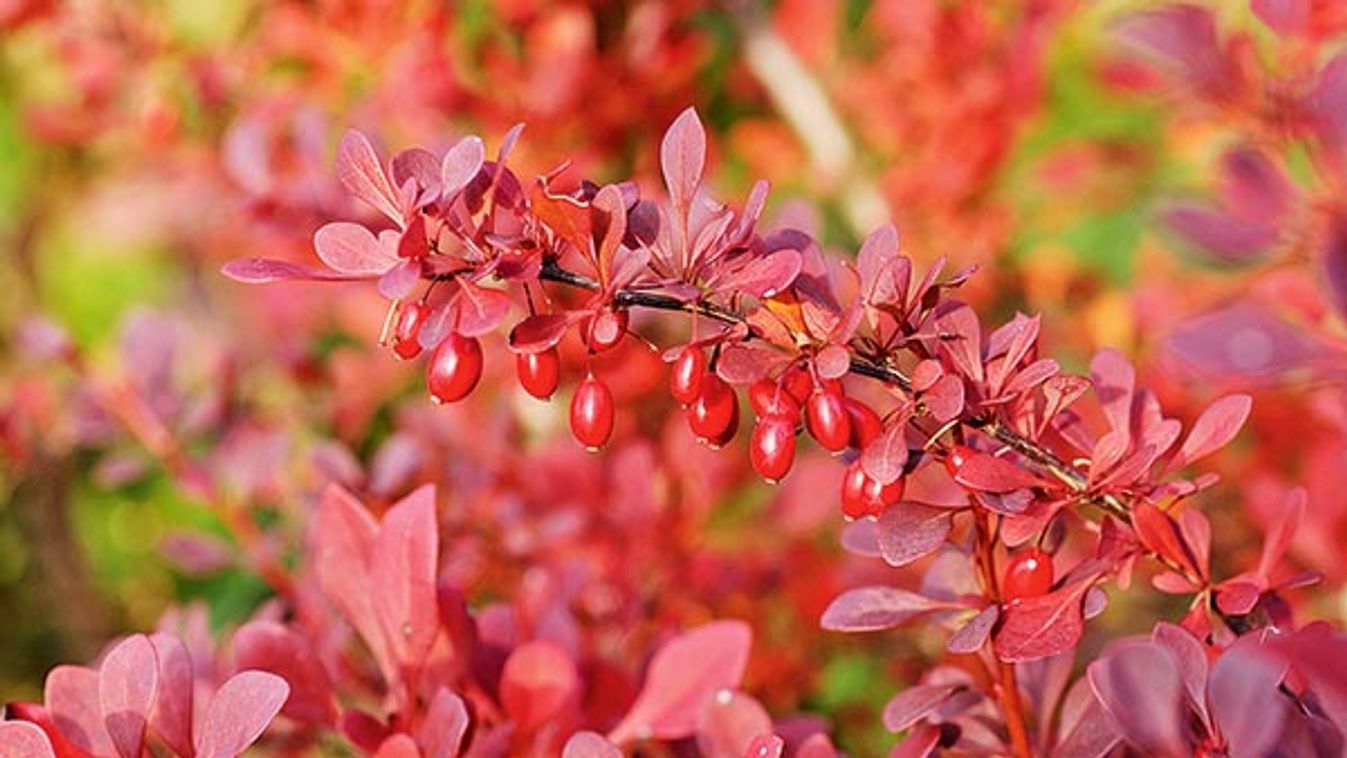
[[687, 374, 738, 444], [780, 367, 814, 405], [427, 333, 483, 403], [840, 461, 904, 519], [945, 444, 976, 478], [570, 374, 614, 451], [392, 302, 429, 360], [1003, 549, 1054, 601], [806, 388, 851, 453], [516, 347, 561, 400], [669, 345, 706, 406], [584, 309, 628, 353], [749, 378, 801, 420], [844, 397, 883, 449], [705, 401, 740, 450], [750, 415, 796, 483]]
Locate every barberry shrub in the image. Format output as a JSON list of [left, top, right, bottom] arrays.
[[6, 95, 1345, 758]]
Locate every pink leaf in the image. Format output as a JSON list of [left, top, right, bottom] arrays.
[[1258, 488, 1306, 579], [372, 485, 439, 673], [856, 223, 902, 305], [1089, 349, 1134, 441], [994, 576, 1098, 662], [441, 136, 485, 199], [607, 621, 752, 744], [45, 665, 113, 757], [453, 285, 512, 337], [231, 621, 335, 726], [661, 107, 705, 216], [882, 683, 959, 733], [947, 606, 999, 654], [391, 147, 441, 192], [374, 733, 421, 758], [813, 344, 850, 380], [1162, 203, 1279, 263], [876, 503, 952, 568], [820, 586, 950, 632], [221, 258, 362, 283], [1252, 0, 1310, 35], [314, 222, 397, 276], [562, 731, 623, 758], [336, 130, 402, 223], [934, 304, 983, 383], [714, 343, 787, 385], [312, 486, 389, 677], [500, 640, 580, 732], [0, 722, 56, 758], [923, 374, 964, 423], [99, 634, 158, 758], [417, 688, 470, 758], [147, 633, 195, 758], [953, 451, 1046, 494], [742, 735, 783, 758], [378, 259, 422, 300], [1321, 214, 1347, 321], [1169, 394, 1251, 471], [861, 421, 910, 486], [194, 671, 290, 758], [719, 251, 802, 299], [889, 724, 940, 758], [696, 690, 772, 758]]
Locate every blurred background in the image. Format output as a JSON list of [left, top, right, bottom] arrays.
[[2, 1, 1346, 754]]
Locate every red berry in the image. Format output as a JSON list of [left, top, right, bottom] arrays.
[[866, 472, 905, 509], [705, 401, 740, 450], [392, 302, 429, 360], [669, 345, 706, 406], [516, 347, 560, 400], [749, 378, 801, 420], [780, 367, 813, 405], [687, 374, 738, 444], [584, 308, 628, 352], [427, 333, 483, 403], [844, 397, 882, 449], [945, 444, 976, 478], [840, 461, 904, 519], [806, 388, 851, 453], [1003, 549, 1054, 601], [750, 415, 796, 483], [570, 373, 614, 450]]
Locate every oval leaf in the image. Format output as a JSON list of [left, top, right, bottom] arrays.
[[193, 671, 290, 758], [820, 586, 948, 633], [314, 222, 397, 276], [0, 722, 57, 758], [99, 634, 159, 758]]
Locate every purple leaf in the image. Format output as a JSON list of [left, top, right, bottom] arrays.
[[99, 634, 158, 758], [0, 722, 56, 758], [562, 731, 623, 758], [1169, 394, 1251, 471], [442, 136, 486, 199], [820, 586, 950, 632], [994, 577, 1097, 662], [882, 683, 960, 732], [391, 147, 441, 193], [1312, 54, 1347, 147], [1208, 641, 1290, 758], [1321, 214, 1347, 321], [607, 621, 752, 744], [1087, 641, 1186, 756], [194, 671, 290, 758], [147, 633, 195, 758], [876, 503, 952, 568], [314, 222, 398, 276], [947, 606, 999, 654], [231, 621, 335, 726], [661, 107, 706, 216], [696, 690, 772, 758], [953, 451, 1045, 494], [418, 688, 470, 758], [1164, 303, 1326, 379], [336, 130, 402, 223], [1116, 4, 1233, 96], [1151, 622, 1210, 727], [221, 258, 362, 283], [888, 724, 940, 758], [1163, 203, 1279, 263], [1053, 686, 1122, 758]]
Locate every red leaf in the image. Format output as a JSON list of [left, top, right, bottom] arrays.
[[720, 250, 803, 300], [820, 586, 951, 632], [923, 374, 964, 423], [312, 486, 389, 677], [813, 344, 850, 380], [954, 451, 1046, 494], [372, 485, 439, 673], [231, 621, 335, 726], [221, 258, 361, 283], [1132, 504, 1200, 579], [882, 683, 960, 732], [509, 312, 581, 353], [441, 136, 485, 198], [0, 722, 56, 758], [562, 731, 623, 758], [876, 503, 952, 568], [696, 690, 772, 758], [934, 304, 983, 383], [947, 606, 999, 654], [1089, 349, 1134, 442], [453, 284, 512, 337], [714, 343, 787, 385], [391, 147, 440, 192], [314, 222, 397, 276], [661, 107, 705, 216], [856, 223, 902, 305], [500, 640, 580, 732], [607, 621, 752, 744], [742, 735, 783, 758], [374, 734, 421, 758], [98, 635, 158, 758], [194, 671, 289, 758], [860, 420, 909, 486], [993, 576, 1099, 662], [1168, 394, 1251, 471], [888, 724, 940, 758], [417, 688, 470, 758], [1258, 488, 1306, 579], [147, 633, 195, 758], [336, 130, 402, 223]]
